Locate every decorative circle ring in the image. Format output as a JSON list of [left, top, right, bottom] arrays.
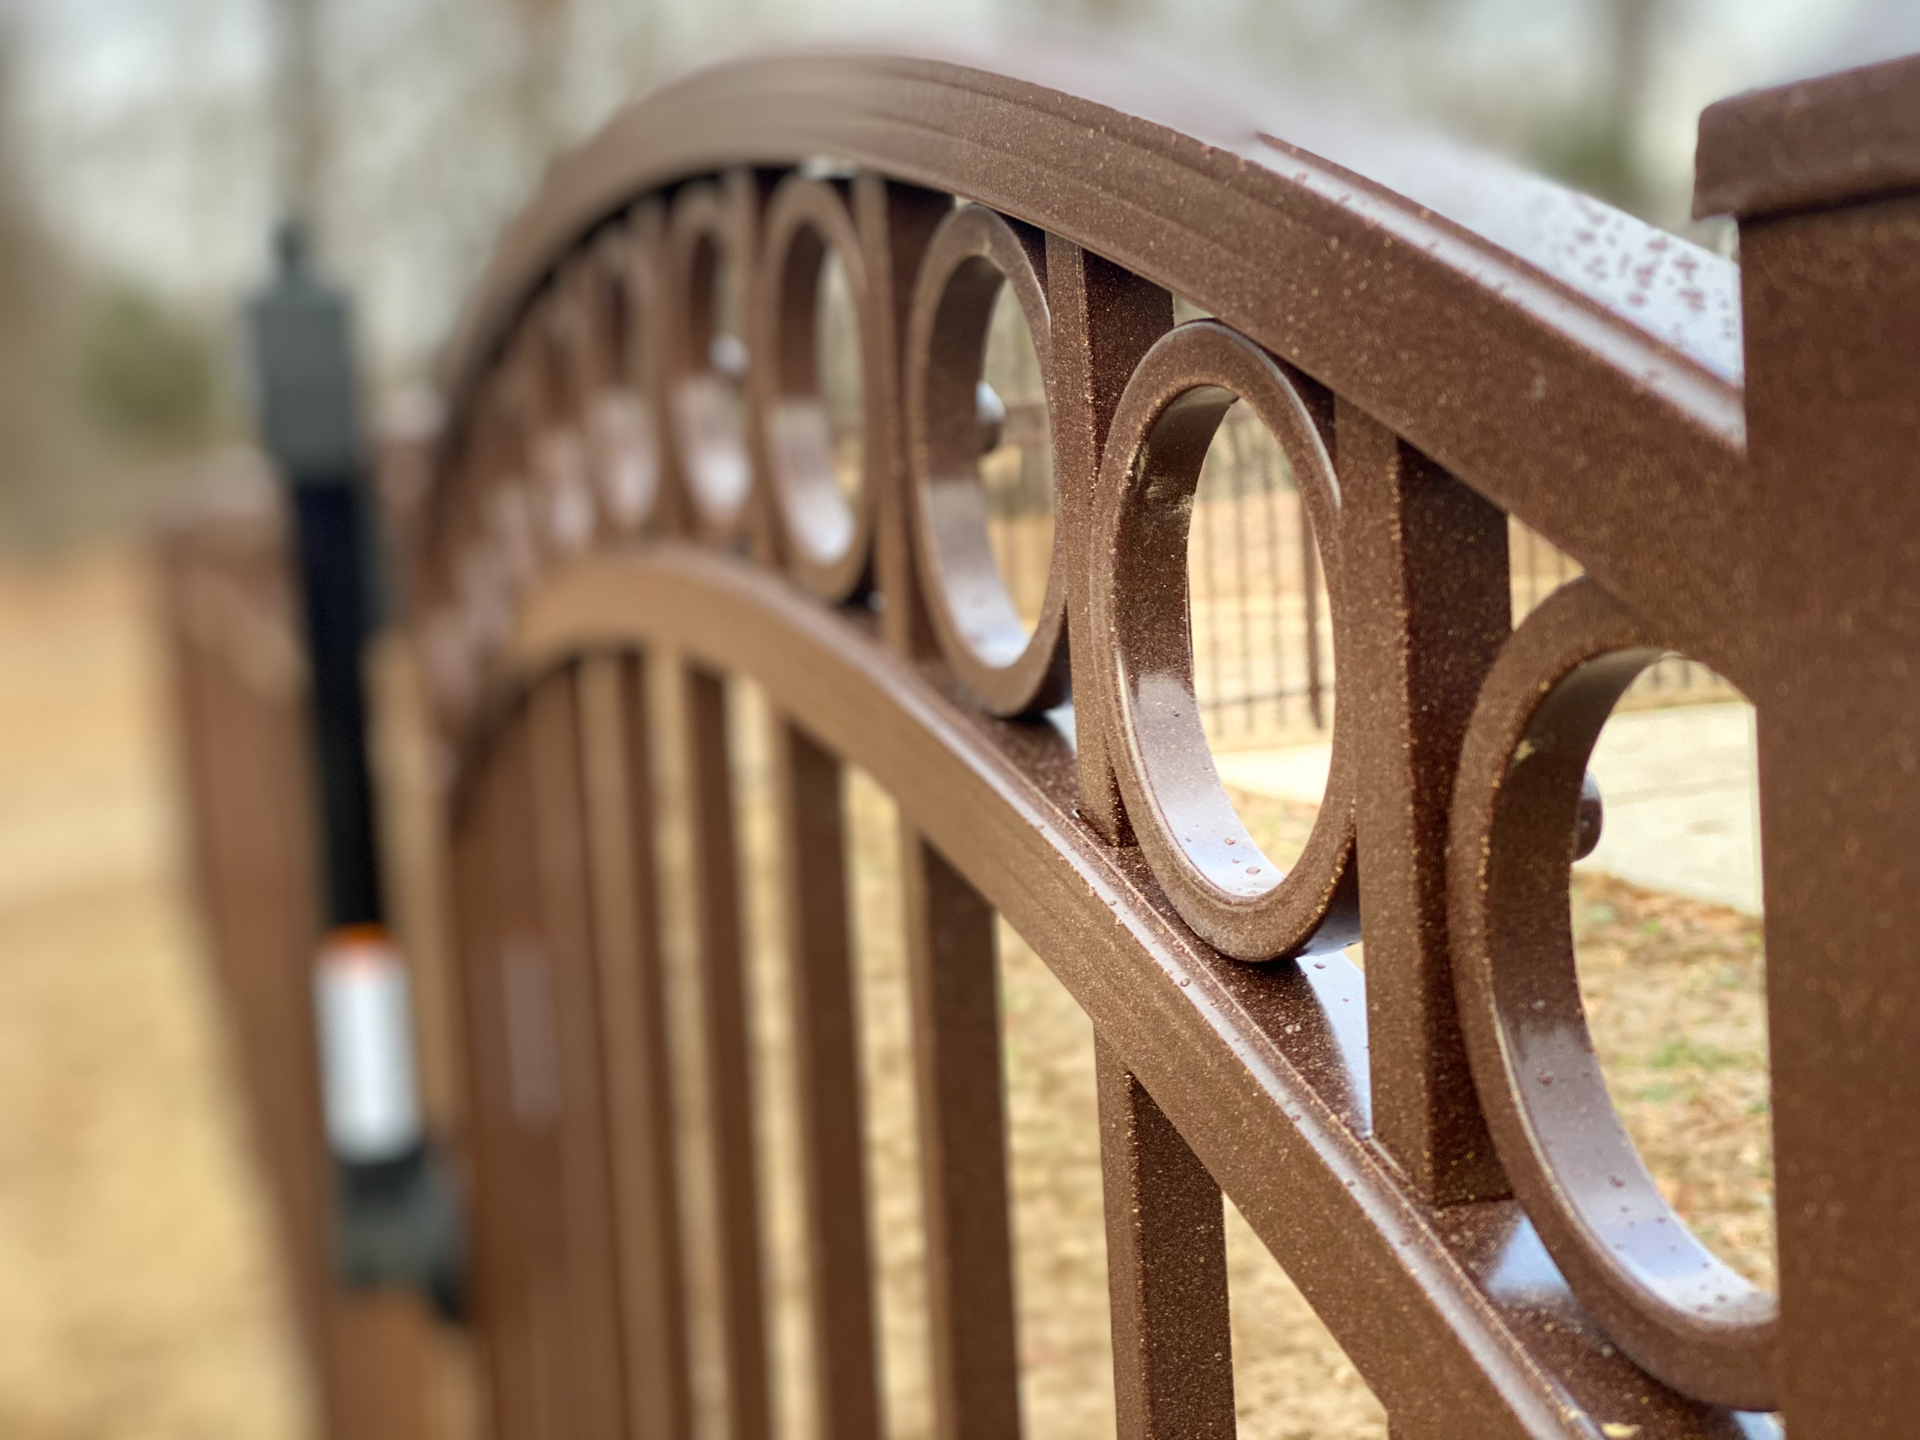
[[560, 217, 664, 535], [666, 180, 756, 540], [754, 175, 876, 601], [1448, 575, 1777, 1411], [904, 204, 1069, 716], [1088, 321, 1358, 960], [514, 295, 596, 558]]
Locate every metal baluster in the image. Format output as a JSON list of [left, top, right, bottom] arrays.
[[1194, 445, 1226, 744], [450, 736, 548, 1440], [673, 662, 773, 1440], [576, 655, 694, 1440], [1301, 475, 1326, 734], [1339, 404, 1511, 1205], [1097, 1043, 1236, 1440], [527, 670, 632, 1439], [773, 718, 882, 1440], [491, 708, 578, 1439], [901, 826, 1021, 1440]]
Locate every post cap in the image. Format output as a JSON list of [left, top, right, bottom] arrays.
[[1695, 52, 1920, 221]]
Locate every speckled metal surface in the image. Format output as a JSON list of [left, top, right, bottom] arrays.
[[1696, 52, 1920, 220], [386, 35, 1920, 1440], [1701, 55, 1920, 1432]]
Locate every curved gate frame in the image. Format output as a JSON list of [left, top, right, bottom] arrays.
[[389, 39, 1920, 1440]]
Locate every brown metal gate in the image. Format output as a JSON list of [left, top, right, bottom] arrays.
[[181, 40, 1920, 1440]]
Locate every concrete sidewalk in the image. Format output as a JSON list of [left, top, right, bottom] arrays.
[[1214, 700, 1762, 915]]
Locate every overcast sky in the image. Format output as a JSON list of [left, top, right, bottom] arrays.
[[7, 0, 1909, 379]]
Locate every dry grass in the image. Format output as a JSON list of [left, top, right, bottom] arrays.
[[1570, 871, 1773, 1289], [0, 548, 308, 1440]]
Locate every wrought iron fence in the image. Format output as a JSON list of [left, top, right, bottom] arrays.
[[171, 39, 1920, 1440]]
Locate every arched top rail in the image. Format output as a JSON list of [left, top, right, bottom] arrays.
[[432, 38, 1751, 665]]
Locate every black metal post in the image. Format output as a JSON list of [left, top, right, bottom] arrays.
[[247, 222, 462, 1319]]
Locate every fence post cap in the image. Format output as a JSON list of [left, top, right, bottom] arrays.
[[1695, 51, 1920, 220]]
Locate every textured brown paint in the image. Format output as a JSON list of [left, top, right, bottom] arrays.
[[526, 674, 631, 1439], [1712, 104, 1920, 1426], [1096, 1042, 1236, 1440], [450, 717, 546, 1438], [855, 175, 947, 659], [1300, 505, 1326, 730], [575, 655, 693, 1440], [900, 826, 1022, 1440], [669, 660, 772, 1440], [771, 718, 883, 1440], [448, 776, 536, 1440], [490, 709, 576, 1438], [733, 168, 786, 570], [1047, 236, 1170, 844], [1695, 52, 1920, 220], [1339, 402, 1512, 1205]]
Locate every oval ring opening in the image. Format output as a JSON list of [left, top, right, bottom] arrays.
[[905, 203, 1068, 716], [516, 295, 596, 557], [667, 179, 756, 538], [1448, 575, 1778, 1411], [572, 218, 664, 534], [1089, 320, 1358, 961], [756, 175, 875, 601]]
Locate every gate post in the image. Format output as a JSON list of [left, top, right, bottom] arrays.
[[1697, 54, 1920, 1435]]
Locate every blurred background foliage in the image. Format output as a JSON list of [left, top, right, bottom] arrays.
[[0, 18, 228, 547], [0, 0, 1913, 552], [77, 285, 221, 453]]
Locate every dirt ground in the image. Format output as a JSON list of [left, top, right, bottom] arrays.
[[0, 546, 309, 1440], [0, 546, 1771, 1439]]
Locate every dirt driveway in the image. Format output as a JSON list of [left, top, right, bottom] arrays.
[[0, 547, 309, 1440]]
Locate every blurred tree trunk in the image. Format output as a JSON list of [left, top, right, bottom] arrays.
[[1605, 0, 1658, 129], [1578, 0, 1662, 210], [270, 0, 326, 239]]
